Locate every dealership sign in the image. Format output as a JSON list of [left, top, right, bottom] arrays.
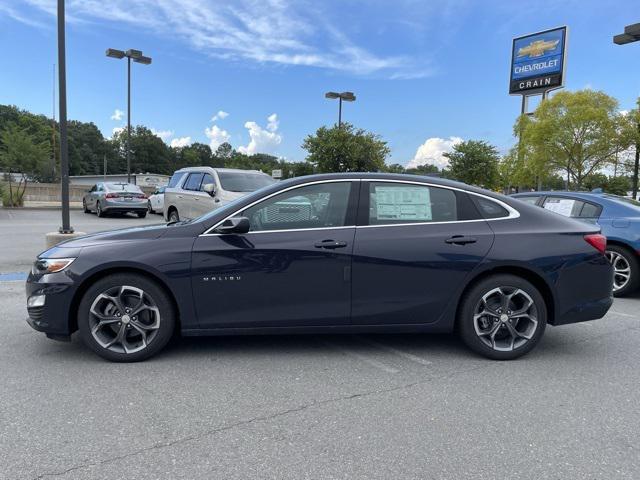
[[510, 26, 567, 95]]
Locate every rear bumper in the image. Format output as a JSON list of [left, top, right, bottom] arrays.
[[553, 295, 613, 326], [103, 200, 147, 211]]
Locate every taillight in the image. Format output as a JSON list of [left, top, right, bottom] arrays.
[[584, 234, 606, 254], [105, 193, 117, 199], [135, 193, 146, 199]]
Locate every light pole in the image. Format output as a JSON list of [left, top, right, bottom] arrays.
[[614, 23, 640, 199], [106, 48, 152, 184], [57, 0, 72, 234], [325, 91, 356, 127]]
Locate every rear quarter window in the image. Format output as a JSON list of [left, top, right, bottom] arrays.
[[474, 197, 510, 219]]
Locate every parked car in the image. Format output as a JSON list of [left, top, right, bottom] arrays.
[[163, 167, 276, 222], [512, 191, 640, 296], [27, 173, 612, 362], [82, 182, 147, 218], [147, 186, 166, 214]]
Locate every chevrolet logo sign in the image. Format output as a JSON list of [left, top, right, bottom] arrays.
[[517, 39, 559, 58]]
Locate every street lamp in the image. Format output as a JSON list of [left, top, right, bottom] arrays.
[[325, 91, 356, 127], [613, 23, 640, 199], [106, 48, 152, 183]]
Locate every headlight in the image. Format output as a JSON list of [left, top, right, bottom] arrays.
[[32, 258, 76, 275]]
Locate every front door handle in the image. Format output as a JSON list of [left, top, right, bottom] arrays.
[[314, 239, 348, 249], [445, 235, 477, 245]]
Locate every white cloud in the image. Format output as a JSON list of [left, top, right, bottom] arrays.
[[407, 136, 463, 169], [205, 125, 231, 150], [151, 129, 173, 141], [111, 127, 124, 138], [170, 136, 192, 148], [238, 114, 282, 155], [211, 110, 229, 122], [8, 0, 426, 78], [110, 109, 124, 121]]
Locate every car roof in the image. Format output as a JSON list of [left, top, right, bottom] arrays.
[[512, 191, 606, 200], [175, 167, 265, 174]]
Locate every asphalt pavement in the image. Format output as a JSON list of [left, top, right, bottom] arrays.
[[1, 209, 639, 479]]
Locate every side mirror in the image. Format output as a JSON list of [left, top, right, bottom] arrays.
[[203, 183, 217, 197], [215, 216, 250, 234]]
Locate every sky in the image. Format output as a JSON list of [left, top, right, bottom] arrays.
[[0, 0, 639, 169]]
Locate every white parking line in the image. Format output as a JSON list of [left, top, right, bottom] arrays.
[[610, 310, 638, 319], [355, 336, 433, 366], [319, 340, 400, 374]]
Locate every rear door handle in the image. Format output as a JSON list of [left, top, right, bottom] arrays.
[[314, 240, 348, 249], [445, 235, 477, 245]]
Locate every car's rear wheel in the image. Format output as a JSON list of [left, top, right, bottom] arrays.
[[83, 199, 90, 213], [457, 274, 547, 360], [96, 201, 105, 217], [168, 209, 179, 223], [605, 245, 639, 297], [77, 274, 175, 362]]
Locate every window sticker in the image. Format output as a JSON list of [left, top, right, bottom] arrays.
[[374, 186, 432, 221], [543, 198, 575, 217]]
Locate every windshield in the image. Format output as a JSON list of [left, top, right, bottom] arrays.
[[218, 172, 276, 192], [105, 183, 142, 193], [602, 194, 640, 209]]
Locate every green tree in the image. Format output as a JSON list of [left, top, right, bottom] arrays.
[[443, 140, 499, 188], [0, 123, 50, 205], [519, 90, 632, 190], [302, 123, 390, 173], [405, 164, 441, 176]]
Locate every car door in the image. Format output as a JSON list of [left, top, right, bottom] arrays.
[[191, 173, 216, 218], [191, 180, 359, 329], [181, 172, 204, 219], [351, 180, 495, 326]]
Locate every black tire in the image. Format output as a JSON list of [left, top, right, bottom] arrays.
[[137, 211, 147, 218], [83, 199, 90, 213], [457, 274, 547, 360], [606, 245, 639, 297], [77, 273, 176, 362], [147, 201, 153, 213], [168, 209, 179, 223], [96, 201, 105, 217]]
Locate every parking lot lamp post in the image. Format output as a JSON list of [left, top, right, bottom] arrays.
[[614, 23, 640, 199], [106, 48, 152, 184], [57, 0, 72, 234], [325, 91, 356, 128]]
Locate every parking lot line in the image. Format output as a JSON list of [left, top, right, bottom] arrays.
[[319, 339, 400, 374], [355, 336, 433, 366], [609, 310, 637, 319]]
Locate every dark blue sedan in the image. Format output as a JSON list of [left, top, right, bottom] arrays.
[[513, 191, 640, 296], [26, 174, 612, 362]]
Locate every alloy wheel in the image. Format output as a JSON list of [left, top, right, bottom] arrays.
[[88, 285, 161, 354], [473, 286, 539, 352], [605, 250, 631, 292]]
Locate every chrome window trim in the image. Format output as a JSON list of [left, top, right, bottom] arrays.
[[199, 178, 520, 237]]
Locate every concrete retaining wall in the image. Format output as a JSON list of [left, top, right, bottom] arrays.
[[1, 182, 155, 203]]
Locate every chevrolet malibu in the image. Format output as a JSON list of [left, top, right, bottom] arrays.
[[26, 173, 613, 362]]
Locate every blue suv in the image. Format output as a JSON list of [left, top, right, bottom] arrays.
[[513, 191, 640, 296]]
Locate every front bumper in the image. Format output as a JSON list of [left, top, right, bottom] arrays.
[[25, 271, 77, 337]]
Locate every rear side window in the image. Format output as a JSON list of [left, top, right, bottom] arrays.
[[474, 197, 510, 219], [542, 197, 601, 219], [367, 182, 457, 225], [183, 173, 205, 191], [167, 172, 186, 188]]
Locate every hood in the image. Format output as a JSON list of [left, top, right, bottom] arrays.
[[50, 222, 169, 250]]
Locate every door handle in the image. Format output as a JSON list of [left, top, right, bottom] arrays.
[[314, 239, 348, 249], [445, 235, 477, 245]]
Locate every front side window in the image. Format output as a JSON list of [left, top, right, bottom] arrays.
[[184, 173, 205, 191], [242, 182, 352, 232], [201, 173, 215, 191], [368, 182, 457, 225]]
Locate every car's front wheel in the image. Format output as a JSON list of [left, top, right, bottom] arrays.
[[83, 199, 90, 213], [77, 274, 176, 362], [457, 274, 547, 360], [147, 201, 153, 213], [605, 245, 639, 297]]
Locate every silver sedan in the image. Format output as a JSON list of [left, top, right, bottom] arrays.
[[82, 182, 148, 218]]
